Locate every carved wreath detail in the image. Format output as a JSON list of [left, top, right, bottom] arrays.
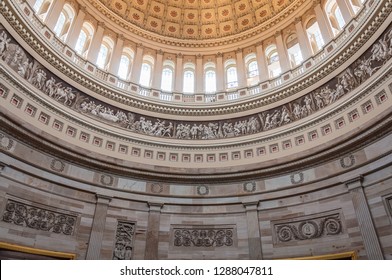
[[275, 214, 342, 243], [174, 228, 233, 247], [2, 200, 76, 235]]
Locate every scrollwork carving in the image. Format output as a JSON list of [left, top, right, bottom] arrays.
[[2, 200, 76, 235], [174, 228, 234, 247], [274, 213, 343, 243]]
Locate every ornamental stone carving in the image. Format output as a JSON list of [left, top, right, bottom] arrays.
[[1, 22, 391, 140], [151, 183, 163, 194], [0, 133, 14, 151], [2, 200, 76, 235], [100, 174, 114, 186], [274, 212, 343, 243], [112, 221, 136, 260], [50, 159, 65, 172], [340, 155, 355, 168], [174, 228, 234, 247], [290, 172, 304, 184], [243, 181, 256, 192], [197, 185, 209, 195]]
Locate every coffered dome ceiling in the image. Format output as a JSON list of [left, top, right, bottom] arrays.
[[93, 0, 301, 41]]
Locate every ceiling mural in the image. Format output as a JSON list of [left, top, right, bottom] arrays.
[[97, 0, 296, 40]]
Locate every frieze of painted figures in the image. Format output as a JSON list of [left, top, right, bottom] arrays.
[[1, 24, 391, 140]]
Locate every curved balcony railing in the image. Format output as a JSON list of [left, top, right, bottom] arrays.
[[10, 0, 376, 105]]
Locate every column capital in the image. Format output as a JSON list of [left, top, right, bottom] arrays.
[[216, 52, 223, 58], [136, 43, 143, 49], [0, 161, 6, 173], [255, 41, 263, 47], [157, 49, 164, 55], [274, 30, 282, 38], [243, 201, 259, 210], [176, 53, 183, 59], [235, 48, 243, 54], [197, 53, 202, 59], [97, 21, 105, 29], [96, 194, 112, 204], [344, 175, 364, 191], [79, 5, 87, 13], [312, 0, 321, 7], [148, 202, 163, 212], [294, 17, 302, 24], [117, 34, 125, 41]]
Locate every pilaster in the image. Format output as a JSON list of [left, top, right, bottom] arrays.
[[243, 202, 262, 259], [345, 176, 383, 260], [144, 203, 163, 259], [174, 54, 183, 92], [152, 50, 164, 89], [275, 31, 290, 72], [45, 0, 64, 28], [196, 54, 203, 93], [109, 35, 125, 75], [65, 6, 86, 47], [295, 17, 312, 59], [255, 43, 269, 83], [336, 0, 355, 24], [86, 22, 105, 63], [314, 2, 334, 42], [86, 194, 112, 259], [130, 44, 144, 84]]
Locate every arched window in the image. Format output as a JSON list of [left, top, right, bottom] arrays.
[[33, 0, 52, 21], [118, 47, 134, 80], [325, 0, 345, 35], [75, 22, 94, 57], [204, 62, 216, 93], [161, 60, 175, 92], [139, 55, 154, 87], [244, 53, 259, 86], [183, 63, 195, 93], [225, 59, 238, 89], [53, 4, 75, 41], [96, 36, 114, 70], [248, 61, 259, 77], [286, 34, 303, 68], [244, 54, 258, 78], [306, 18, 325, 54], [265, 45, 281, 78]]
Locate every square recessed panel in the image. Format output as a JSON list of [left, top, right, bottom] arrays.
[[150, 1, 165, 18], [183, 25, 198, 38], [219, 21, 235, 35], [129, 8, 145, 24], [201, 9, 215, 23], [255, 5, 271, 22], [237, 14, 253, 31], [235, 1, 251, 16], [146, 17, 162, 32], [110, 0, 127, 16], [184, 9, 198, 24], [218, 5, 233, 21], [201, 24, 217, 38], [167, 6, 182, 22]]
